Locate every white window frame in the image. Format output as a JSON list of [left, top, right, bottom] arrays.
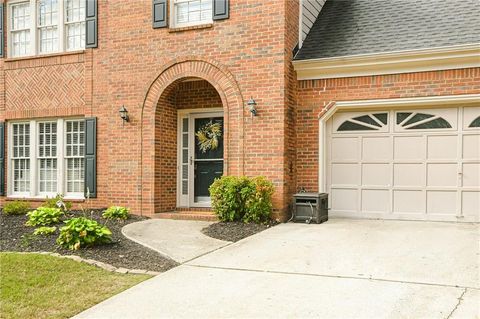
[[170, 0, 213, 28], [7, 0, 86, 58], [9, 1, 32, 57], [64, 0, 86, 51], [8, 118, 85, 200]]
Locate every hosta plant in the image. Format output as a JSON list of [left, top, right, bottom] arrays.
[[26, 207, 64, 227], [57, 217, 112, 250], [33, 226, 57, 236], [102, 206, 130, 220]]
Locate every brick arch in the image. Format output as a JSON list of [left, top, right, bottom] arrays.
[[140, 58, 245, 215]]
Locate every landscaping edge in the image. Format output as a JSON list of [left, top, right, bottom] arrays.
[[3, 251, 161, 276]]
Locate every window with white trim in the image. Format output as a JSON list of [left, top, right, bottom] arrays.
[[38, 122, 58, 193], [65, 0, 85, 51], [37, 0, 59, 53], [12, 123, 31, 194], [172, 0, 212, 28], [11, 2, 31, 57], [8, 0, 86, 57], [65, 120, 85, 194], [9, 119, 85, 199]]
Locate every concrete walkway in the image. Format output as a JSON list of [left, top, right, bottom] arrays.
[[77, 219, 479, 318], [122, 219, 231, 263]]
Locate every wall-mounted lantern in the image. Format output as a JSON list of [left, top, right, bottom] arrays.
[[246, 97, 257, 116], [119, 105, 129, 123]]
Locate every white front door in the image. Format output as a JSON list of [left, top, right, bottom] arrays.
[[177, 110, 224, 208], [326, 106, 480, 222]]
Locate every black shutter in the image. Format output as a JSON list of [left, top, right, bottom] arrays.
[[84, 118, 97, 198], [0, 122, 5, 196], [0, 3, 4, 58], [86, 0, 98, 48], [213, 0, 229, 20], [153, 0, 167, 28]]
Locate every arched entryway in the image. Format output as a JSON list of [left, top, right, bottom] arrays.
[[140, 58, 245, 215]]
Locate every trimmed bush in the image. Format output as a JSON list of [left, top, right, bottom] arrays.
[[209, 176, 274, 223], [26, 207, 64, 227], [57, 217, 112, 250], [243, 176, 275, 223], [2, 201, 30, 215], [102, 206, 130, 220], [42, 194, 72, 212], [33, 226, 57, 236]]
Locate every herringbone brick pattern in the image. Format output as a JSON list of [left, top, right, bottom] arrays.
[[5, 63, 84, 110]]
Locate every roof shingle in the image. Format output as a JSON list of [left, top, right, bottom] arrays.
[[295, 0, 480, 60]]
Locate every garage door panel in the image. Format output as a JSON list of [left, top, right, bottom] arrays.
[[361, 190, 389, 213], [362, 137, 391, 161], [427, 163, 458, 187], [427, 135, 457, 160], [393, 190, 424, 214], [462, 163, 480, 187], [463, 135, 480, 159], [394, 164, 424, 187], [331, 189, 357, 212], [331, 164, 358, 186], [394, 136, 425, 160], [362, 164, 390, 186], [328, 107, 478, 222], [332, 138, 358, 161], [427, 191, 457, 215], [462, 192, 480, 218]]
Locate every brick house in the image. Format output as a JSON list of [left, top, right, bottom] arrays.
[[0, 0, 479, 222]]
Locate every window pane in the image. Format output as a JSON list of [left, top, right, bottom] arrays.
[[38, 122, 58, 193], [175, 0, 212, 25], [12, 123, 31, 193], [65, 120, 85, 193], [65, 0, 86, 50]]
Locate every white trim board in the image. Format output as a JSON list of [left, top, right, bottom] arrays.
[[294, 44, 480, 80]]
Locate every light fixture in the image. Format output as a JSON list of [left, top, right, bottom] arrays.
[[119, 105, 129, 123], [246, 97, 257, 116]]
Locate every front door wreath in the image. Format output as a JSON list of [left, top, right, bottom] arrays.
[[195, 121, 222, 153]]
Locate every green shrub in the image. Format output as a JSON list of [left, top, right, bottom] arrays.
[[42, 194, 72, 212], [2, 201, 30, 215], [102, 206, 130, 220], [25, 207, 64, 227], [243, 176, 275, 223], [33, 226, 57, 236], [209, 176, 274, 223], [57, 217, 112, 250]]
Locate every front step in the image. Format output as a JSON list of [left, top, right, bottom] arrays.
[[153, 210, 218, 222]]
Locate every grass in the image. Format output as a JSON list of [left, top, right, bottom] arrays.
[[0, 252, 152, 319]]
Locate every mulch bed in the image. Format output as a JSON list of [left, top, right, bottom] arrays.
[[202, 220, 278, 242], [0, 210, 178, 272]]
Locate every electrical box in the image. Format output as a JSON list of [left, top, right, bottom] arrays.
[[292, 193, 328, 224]]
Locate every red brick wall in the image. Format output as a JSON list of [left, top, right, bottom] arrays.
[[296, 68, 480, 192], [0, 1, 300, 217]]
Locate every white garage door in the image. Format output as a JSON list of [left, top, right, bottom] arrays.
[[327, 106, 480, 222]]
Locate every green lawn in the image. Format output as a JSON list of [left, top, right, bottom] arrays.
[[0, 252, 151, 319]]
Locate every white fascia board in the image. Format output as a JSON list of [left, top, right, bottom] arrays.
[[294, 44, 480, 80]]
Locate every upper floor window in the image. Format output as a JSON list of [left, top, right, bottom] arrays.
[[11, 2, 31, 57], [8, 0, 86, 58], [172, 0, 212, 28]]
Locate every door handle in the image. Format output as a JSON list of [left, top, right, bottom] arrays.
[[190, 156, 193, 165]]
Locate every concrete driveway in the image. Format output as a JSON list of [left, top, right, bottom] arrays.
[[75, 219, 479, 319]]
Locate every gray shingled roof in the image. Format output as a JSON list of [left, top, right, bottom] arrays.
[[295, 0, 480, 60]]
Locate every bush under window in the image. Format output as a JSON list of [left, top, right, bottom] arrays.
[[2, 201, 30, 215], [26, 207, 64, 227], [102, 206, 130, 220]]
